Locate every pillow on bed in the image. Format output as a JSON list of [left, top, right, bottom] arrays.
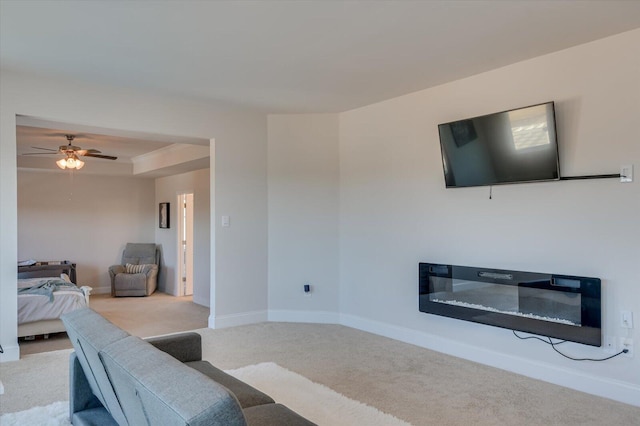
[[60, 273, 72, 283], [125, 263, 147, 274]]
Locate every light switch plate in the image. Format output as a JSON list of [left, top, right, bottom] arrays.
[[221, 216, 230, 227], [621, 310, 634, 328], [621, 165, 633, 182]]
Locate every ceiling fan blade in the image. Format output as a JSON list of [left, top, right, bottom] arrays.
[[84, 153, 118, 160], [22, 152, 59, 155], [31, 146, 58, 152], [76, 149, 101, 156]]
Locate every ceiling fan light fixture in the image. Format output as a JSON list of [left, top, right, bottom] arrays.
[[25, 134, 117, 168], [56, 154, 84, 170]]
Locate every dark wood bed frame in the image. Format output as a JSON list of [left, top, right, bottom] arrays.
[[18, 262, 77, 283]]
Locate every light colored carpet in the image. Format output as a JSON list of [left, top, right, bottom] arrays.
[[195, 323, 640, 426], [0, 349, 71, 414], [2, 323, 639, 425], [1, 362, 409, 426]]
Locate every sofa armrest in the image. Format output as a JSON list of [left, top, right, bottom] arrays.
[[145, 332, 202, 363], [69, 352, 103, 416]]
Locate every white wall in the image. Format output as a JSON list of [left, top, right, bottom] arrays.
[[339, 29, 640, 404], [2, 26, 638, 406], [155, 168, 210, 307], [267, 114, 340, 322], [0, 70, 268, 361], [17, 170, 155, 293]]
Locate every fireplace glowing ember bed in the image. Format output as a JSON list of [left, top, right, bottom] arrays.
[[419, 263, 601, 346]]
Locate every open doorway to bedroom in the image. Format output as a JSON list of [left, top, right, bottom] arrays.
[[15, 116, 213, 356]]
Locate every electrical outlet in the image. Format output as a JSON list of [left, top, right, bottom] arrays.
[[620, 165, 633, 182], [604, 336, 617, 353], [620, 338, 633, 358]]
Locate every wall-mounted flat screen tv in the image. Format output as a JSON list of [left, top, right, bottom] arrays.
[[438, 102, 560, 188]]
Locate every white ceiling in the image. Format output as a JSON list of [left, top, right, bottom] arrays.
[[4, 1, 640, 177], [2, 1, 640, 113]]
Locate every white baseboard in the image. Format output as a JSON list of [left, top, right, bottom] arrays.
[[0, 343, 20, 362], [209, 310, 268, 329], [339, 313, 640, 408], [268, 309, 340, 324], [89, 286, 111, 295], [192, 295, 210, 308]]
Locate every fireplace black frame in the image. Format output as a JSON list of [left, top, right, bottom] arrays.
[[419, 263, 601, 346]]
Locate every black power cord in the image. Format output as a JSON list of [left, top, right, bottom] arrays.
[[513, 331, 628, 361]]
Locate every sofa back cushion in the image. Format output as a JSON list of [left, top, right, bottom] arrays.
[[61, 308, 129, 425], [100, 336, 247, 426]]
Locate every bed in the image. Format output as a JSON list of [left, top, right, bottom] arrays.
[[17, 262, 92, 338]]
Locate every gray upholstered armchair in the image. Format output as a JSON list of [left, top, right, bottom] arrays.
[[109, 243, 160, 297]]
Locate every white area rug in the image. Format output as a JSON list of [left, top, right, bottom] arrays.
[[1, 362, 410, 426], [227, 362, 411, 425]]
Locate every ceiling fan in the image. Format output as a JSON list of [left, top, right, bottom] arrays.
[[23, 134, 118, 170]]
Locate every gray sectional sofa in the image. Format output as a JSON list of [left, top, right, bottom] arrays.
[[61, 308, 315, 425]]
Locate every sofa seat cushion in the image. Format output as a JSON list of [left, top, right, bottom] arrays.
[[113, 273, 147, 296], [186, 360, 275, 408], [243, 403, 316, 426]]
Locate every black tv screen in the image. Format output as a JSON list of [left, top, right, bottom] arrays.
[[438, 102, 560, 188]]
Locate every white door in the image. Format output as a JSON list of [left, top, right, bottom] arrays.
[[177, 193, 194, 296]]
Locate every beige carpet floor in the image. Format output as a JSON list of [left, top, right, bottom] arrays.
[[3, 294, 639, 425], [18, 292, 209, 355]]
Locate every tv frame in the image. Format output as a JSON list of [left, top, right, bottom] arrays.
[[438, 102, 560, 188]]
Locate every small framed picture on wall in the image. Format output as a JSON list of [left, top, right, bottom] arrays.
[[159, 202, 170, 229]]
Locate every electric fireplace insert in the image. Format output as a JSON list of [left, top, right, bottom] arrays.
[[418, 263, 601, 346]]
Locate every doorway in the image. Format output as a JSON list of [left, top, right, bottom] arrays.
[[8, 114, 214, 362], [177, 193, 194, 296]]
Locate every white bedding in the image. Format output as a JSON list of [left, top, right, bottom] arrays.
[[18, 277, 90, 325]]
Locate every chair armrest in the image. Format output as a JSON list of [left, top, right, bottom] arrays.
[[145, 332, 202, 363], [108, 265, 125, 276], [142, 264, 158, 277]]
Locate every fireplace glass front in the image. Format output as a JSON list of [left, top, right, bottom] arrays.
[[419, 263, 601, 346]]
